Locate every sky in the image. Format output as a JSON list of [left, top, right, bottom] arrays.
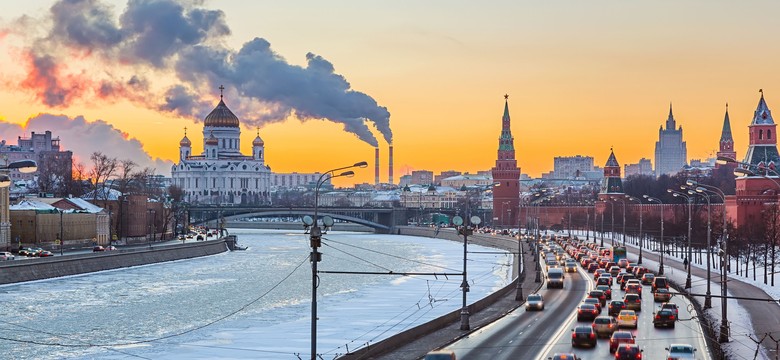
[[1, 1, 780, 186]]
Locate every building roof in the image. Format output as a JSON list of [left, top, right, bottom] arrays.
[[751, 90, 775, 125], [721, 104, 733, 142], [605, 149, 620, 167], [10, 199, 57, 211], [204, 99, 240, 128]]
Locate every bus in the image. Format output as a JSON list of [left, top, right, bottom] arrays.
[[612, 246, 627, 263]]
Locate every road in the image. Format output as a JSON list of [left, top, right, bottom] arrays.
[[439, 243, 710, 360]]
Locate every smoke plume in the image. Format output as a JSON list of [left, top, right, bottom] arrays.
[[5, 0, 393, 146]]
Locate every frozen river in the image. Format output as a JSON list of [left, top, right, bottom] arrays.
[[0, 229, 512, 359]]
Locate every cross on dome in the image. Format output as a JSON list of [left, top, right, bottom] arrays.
[[219, 85, 225, 99]]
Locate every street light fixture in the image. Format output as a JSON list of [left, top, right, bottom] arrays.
[[688, 188, 713, 308], [303, 160, 366, 360], [643, 195, 664, 274], [626, 196, 643, 264], [686, 179, 730, 341], [668, 189, 692, 289]]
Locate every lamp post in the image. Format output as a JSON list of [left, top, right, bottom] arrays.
[[687, 177, 730, 341], [147, 209, 155, 249], [305, 161, 366, 360], [0, 159, 37, 252], [644, 195, 665, 275], [626, 196, 643, 264], [688, 188, 712, 308], [59, 210, 64, 256], [669, 189, 692, 289]]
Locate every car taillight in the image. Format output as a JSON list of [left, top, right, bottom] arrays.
[[670, 315, 675, 320], [572, 333, 577, 339], [636, 353, 642, 359], [578, 310, 583, 313], [655, 315, 660, 319], [590, 333, 596, 339], [592, 310, 598, 314]]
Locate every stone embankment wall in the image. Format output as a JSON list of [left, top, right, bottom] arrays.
[[0, 240, 228, 285], [338, 226, 527, 359]]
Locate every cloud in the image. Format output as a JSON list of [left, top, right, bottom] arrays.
[[0, 114, 173, 176], [5, 0, 392, 146]]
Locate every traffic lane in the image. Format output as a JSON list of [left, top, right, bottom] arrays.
[[541, 281, 710, 359], [444, 266, 590, 360]]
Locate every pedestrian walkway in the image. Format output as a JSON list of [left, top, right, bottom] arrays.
[[596, 234, 780, 359]]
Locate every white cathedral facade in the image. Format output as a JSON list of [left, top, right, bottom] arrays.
[[171, 92, 272, 205]]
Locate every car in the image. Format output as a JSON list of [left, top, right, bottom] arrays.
[[526, 293, 544, 311], [594, 268, 606, 279], [591, 315, 618, 337], [623, 294, 641, 311], [93, 246, 105, 252], [626, 262, 638, 273], [105, 246, 117, 251], [665, 344, 697, 359], [617, 309, 638, 328], [617, 258, 629, 268], [609, 331, 636, 353], [38, 250, 54, 257], [177, 235, 186, 240], [583, 298, 602, 313], [653, 276, 670, 292], [609, 265, 622, 277], [608, 300, 627, 316], [641, 273, 655, 285], [548, 353, 580, 360], [597, 284, 612, 299], [565, 261, 578, 273], [571, 325, 597, 347], [596, 275, 612, 287], [546, 258, 558, 269], [653, 309, 676, 328], [588, 290, 607, 306], [17, 248, 33, 256], [577, 303, 600, 321], [27, 248, 43, 257], [587, 262, 599, 272], [424, 350, 456, 360], [625, 283, 643, 297], [660, 302, 680, 316], [0, 251, 14, 261], [620, 274, 637, 290], [615, 344, 643, 359], [654, 288, 673, 302]]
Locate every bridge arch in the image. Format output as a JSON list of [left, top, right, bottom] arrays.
[[203, 210, 390, 231]]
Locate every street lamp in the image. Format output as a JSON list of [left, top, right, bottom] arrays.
[[686, 179, 730, 341], [643, 195, 665, 275], [688, 188, 713, 308], [626, 196, 643, 264], [302, 161, 366, 360], [453, 212, 480, 331], [668, 189, 692, 289]]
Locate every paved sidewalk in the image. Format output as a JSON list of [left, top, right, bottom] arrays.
[[373, 241, 541, 360]]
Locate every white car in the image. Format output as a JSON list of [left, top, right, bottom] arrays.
[[665, 344, 697, 359], [0, 251, 14, 261], [526, 293, 544, 310]]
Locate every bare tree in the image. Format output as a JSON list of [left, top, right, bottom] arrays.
[[88, 152, 118, 201]]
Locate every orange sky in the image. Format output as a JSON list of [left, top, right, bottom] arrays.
[[1, 1, 779, 186]]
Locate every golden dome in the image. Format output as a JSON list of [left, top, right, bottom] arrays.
[[204, 99, 239, 128], [253, 135, 264, 146], [179, 135, 191, 147]]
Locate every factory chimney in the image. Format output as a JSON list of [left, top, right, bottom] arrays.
[[388, 145, 394, 185], [375, 147, 380, 185]]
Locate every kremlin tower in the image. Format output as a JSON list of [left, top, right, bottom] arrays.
[[715, 103, 736, 169], [491, 95, 521, 228]]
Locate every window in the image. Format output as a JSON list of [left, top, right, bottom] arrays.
[[759, 129, 764, 140], [770, 129, 773, 139]]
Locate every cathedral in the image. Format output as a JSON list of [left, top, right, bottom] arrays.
[[171, 88, 272, 205]]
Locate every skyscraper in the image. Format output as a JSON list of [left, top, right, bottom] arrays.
[[654, 104, 688, 176], [491, 95, 520, 228]]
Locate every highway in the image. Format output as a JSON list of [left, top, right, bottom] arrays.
[[438, 239, 710, 360]]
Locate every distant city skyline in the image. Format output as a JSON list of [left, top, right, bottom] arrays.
[[0, 1, 779, 186]]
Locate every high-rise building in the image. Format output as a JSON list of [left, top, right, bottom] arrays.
[[553, 155, 594, 179], [715, 103, 737, 170], [624, 158, 653, 177], [654, 104, 688, 176], [172, 87, 271, 205], [435, 170, 462, 185], [491, 95, 520, 228], [410, 170, 434, 185]]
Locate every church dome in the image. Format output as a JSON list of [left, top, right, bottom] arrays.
[[205, 133, 218, 146], [253, 135, 264, 147], [179, 135, 191, 147], [204, 99, 240, 128]]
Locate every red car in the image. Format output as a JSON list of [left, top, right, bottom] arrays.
[[609, 331, 635, 353]]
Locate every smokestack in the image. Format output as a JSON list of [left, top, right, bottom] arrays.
[[388, 145, 394, 185], [375, 147, 380, 185]]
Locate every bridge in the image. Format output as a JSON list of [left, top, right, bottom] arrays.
[[187, 205, 424, 232]]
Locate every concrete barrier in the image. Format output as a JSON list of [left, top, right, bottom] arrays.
[[0, 240, 228, 285]]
